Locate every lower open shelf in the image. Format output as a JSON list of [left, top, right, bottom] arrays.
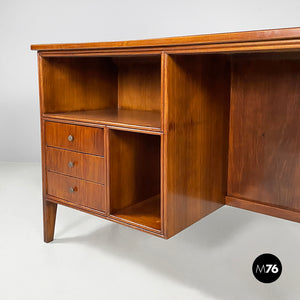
[[109, 129, 161, 232], [111, 195, 161, 231]]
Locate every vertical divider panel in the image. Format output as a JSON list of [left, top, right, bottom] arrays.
[[164, 53, 231, 238], [161, 52, 167, 236]]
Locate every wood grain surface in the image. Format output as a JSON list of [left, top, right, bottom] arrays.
[[44, 109, 161, 132], [228, 53, 300, 211], [36, 28, 300, 242], [46, 147, 105, 184], [164, 54, 230, 238], [47, 172, 105, 212], [40, 57, 117, 113], [109, 130, 161, 231], [31, 27, 300, 51], [45, 121, 104, 156]]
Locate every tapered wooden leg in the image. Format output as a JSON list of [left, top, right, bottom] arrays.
[[43, 200, 57, 243]]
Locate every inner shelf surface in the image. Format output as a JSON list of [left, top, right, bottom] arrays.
[[111, 195, 161, 231], [43, 108, 161, 131]]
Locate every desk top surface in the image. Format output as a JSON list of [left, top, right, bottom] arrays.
[[31, 27, 300, 51]]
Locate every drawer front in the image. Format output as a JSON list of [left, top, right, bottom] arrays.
[[46, 147, 105, 184], [45, 121, 104, 156], [47, 172, 105, 211]]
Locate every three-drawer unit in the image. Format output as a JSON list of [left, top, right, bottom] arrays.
[[45, 122, 106, 212]]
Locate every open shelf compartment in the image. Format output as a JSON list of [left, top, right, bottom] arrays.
[[109, 129, 161, 231], [41, 55, 162, 131]]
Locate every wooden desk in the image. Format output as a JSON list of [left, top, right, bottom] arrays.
[[31, 27, 300, 242]]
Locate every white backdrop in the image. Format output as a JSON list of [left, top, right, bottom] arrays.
[[0, 0, 299, 162]]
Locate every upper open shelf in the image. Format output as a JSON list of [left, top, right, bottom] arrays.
[[40, 55, 162, 131]]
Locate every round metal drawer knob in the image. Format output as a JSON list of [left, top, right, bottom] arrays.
[[68, 135, 74, 142], [69, 187, 76, 193], [68, 161, 74, 168]]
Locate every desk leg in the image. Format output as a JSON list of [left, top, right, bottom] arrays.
[[43, 200, 57, 243]]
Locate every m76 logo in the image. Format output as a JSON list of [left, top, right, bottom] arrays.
[[255, 264, 279, 274], [252, 254, 282, 283]]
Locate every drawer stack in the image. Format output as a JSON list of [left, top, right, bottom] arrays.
[[45, 121, 105, 212]]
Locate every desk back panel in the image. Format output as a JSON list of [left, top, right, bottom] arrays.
[[228, 53, 300, 211]]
